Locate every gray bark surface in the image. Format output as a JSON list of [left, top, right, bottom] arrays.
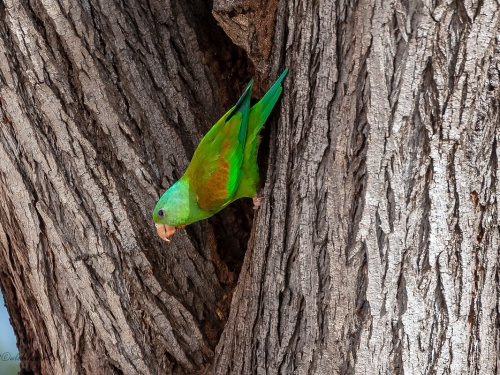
[[214, 0, 500, 374], [0, 0, 251, 373], [0, 0, 499, 374]]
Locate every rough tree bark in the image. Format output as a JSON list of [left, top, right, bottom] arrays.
[[0, 0, 499, 374]]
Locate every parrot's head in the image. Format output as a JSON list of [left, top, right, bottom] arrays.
[[152, 180, 190, 242]]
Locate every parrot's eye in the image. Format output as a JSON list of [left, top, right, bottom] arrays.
[[158, 208, 165, 218]]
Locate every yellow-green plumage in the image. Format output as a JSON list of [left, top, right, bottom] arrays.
[[152, 69, 288, 236]]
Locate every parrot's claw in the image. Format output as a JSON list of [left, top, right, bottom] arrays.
[[253, 196, 263, 210]]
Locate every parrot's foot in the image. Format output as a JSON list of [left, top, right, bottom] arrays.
[[253, 196, 263, 210]]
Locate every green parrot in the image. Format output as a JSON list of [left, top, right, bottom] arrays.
[[153, 69, 288, 241]]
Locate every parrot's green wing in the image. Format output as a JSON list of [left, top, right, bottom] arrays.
[[184, 80, 253, 211]]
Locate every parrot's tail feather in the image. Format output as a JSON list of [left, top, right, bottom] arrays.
[[233, 69, 288, 201], [248, 68, 288, 136], [227, 79, 254, 121]]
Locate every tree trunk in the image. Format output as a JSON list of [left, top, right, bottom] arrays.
[[0, 0, 499, 374]]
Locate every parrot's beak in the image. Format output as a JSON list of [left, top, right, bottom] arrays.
[[155, 223, 176, 242]]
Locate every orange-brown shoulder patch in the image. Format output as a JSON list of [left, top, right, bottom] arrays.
[[197, 158, 230, 210]]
